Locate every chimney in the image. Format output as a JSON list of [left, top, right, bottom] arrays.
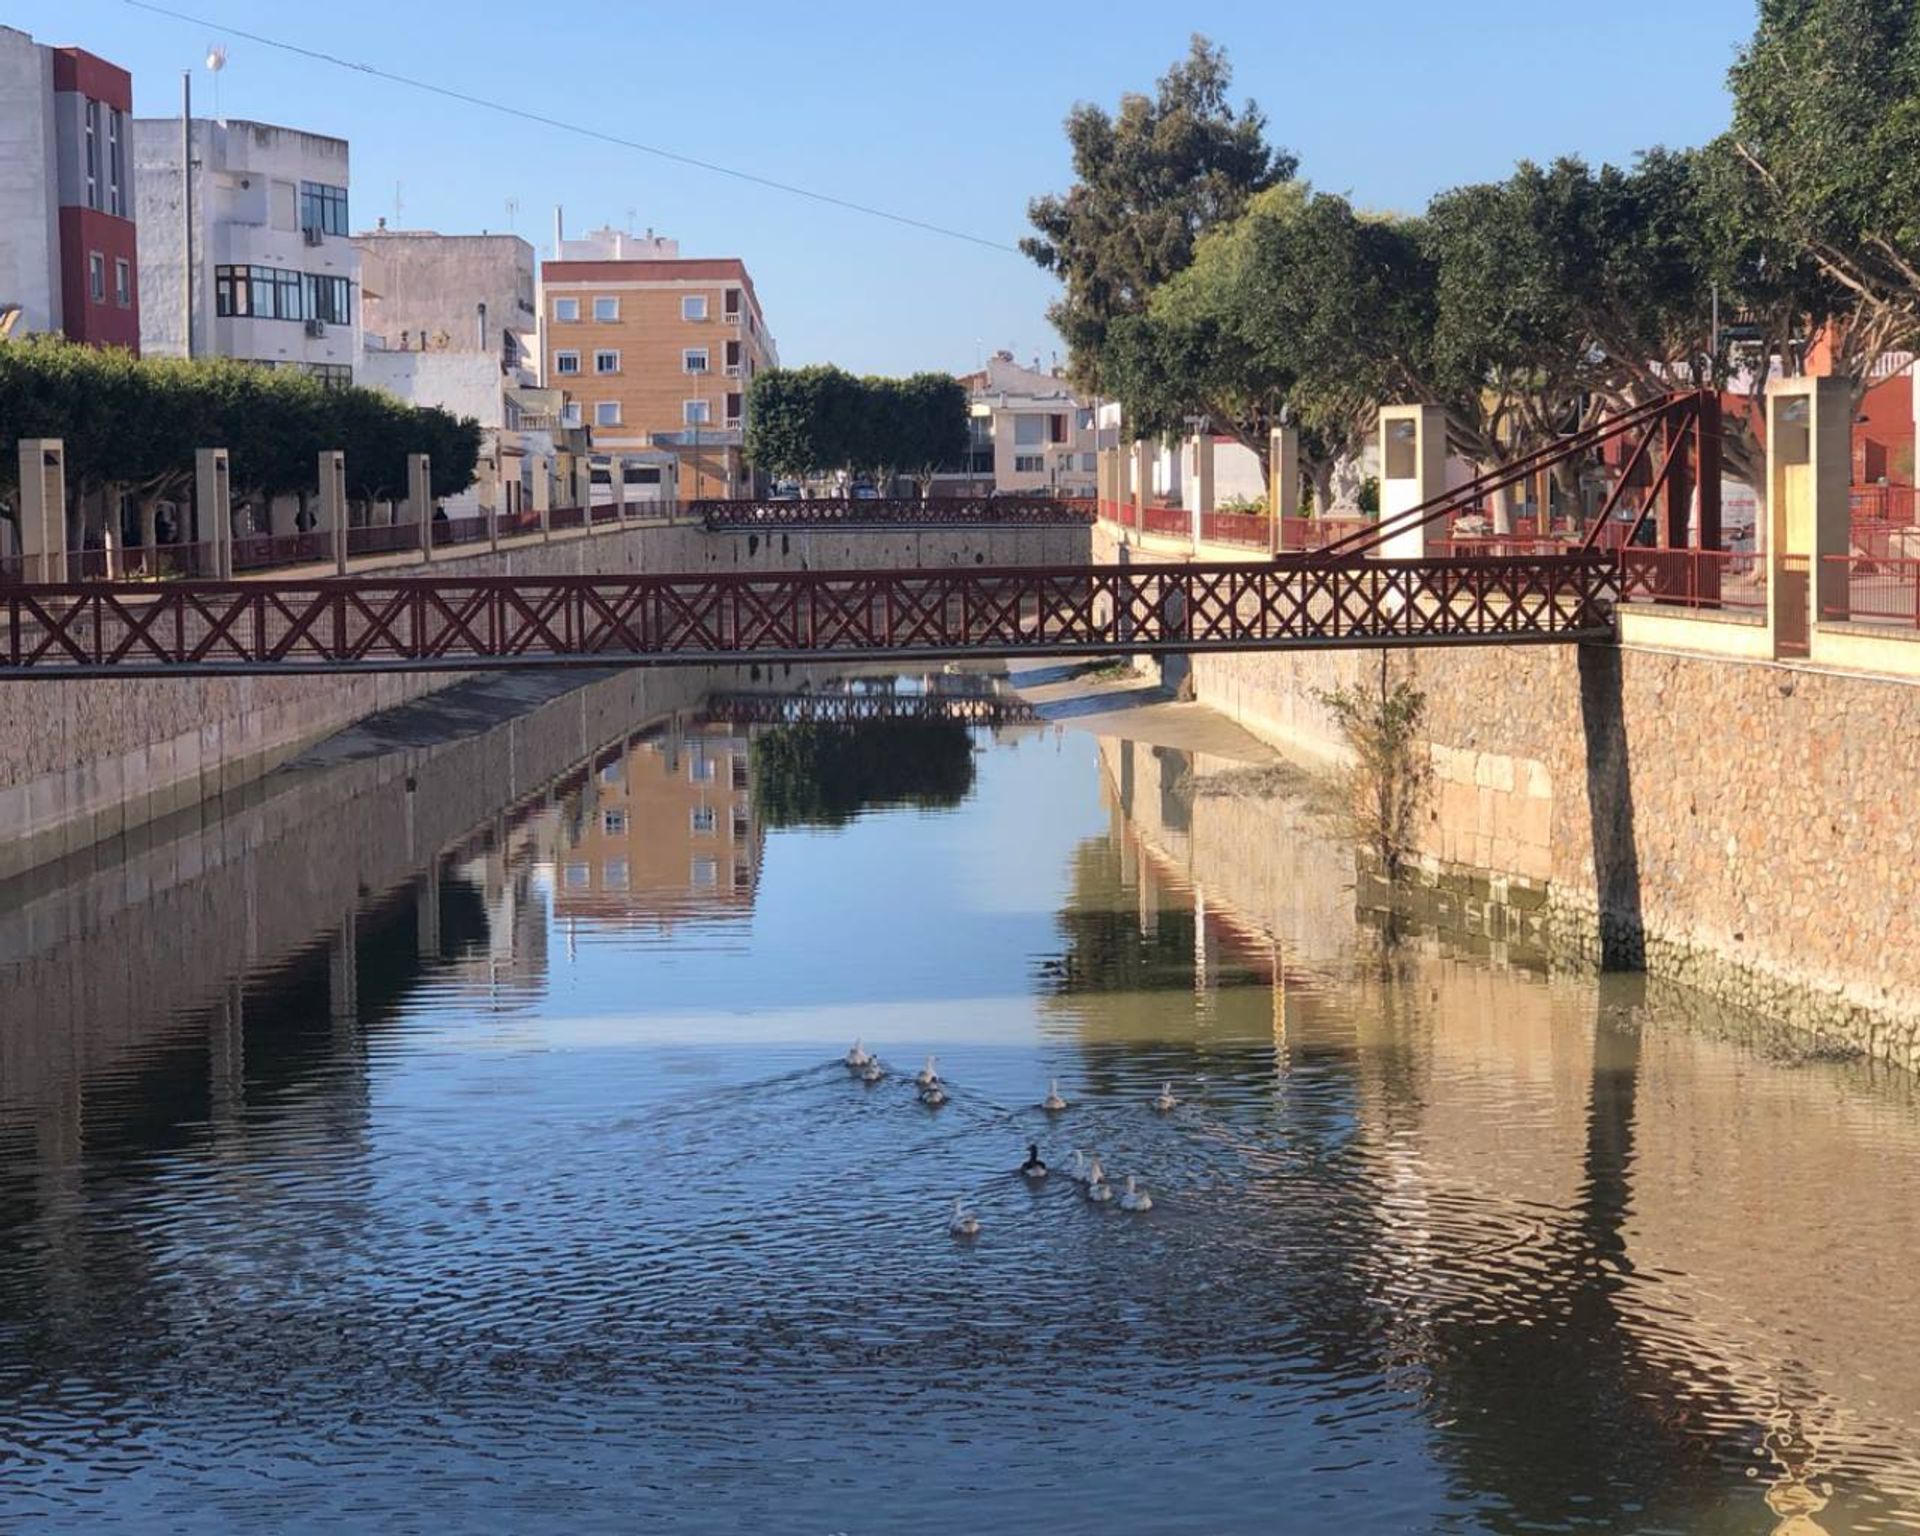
[[553, 204, 564, 259], [476, 301, 488, 352]]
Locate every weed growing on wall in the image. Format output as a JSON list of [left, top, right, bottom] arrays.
[[1317, 655, 1429, 879]]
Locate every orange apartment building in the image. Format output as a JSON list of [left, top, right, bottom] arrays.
[[539, 226, 777, 501], [551, 725, 762, 930]]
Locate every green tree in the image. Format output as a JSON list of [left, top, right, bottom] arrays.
[[1728, 0, 1920, 377], [1022, 35, 1292, 390]]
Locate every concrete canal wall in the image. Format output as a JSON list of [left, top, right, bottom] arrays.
[[0, 520, 1090, 880], [1092, 521, 1920, 1071]]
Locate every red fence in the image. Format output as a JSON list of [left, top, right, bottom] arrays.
[[346, 523, 419, 558], [0, 555, 1618, 677], [1618, 548, 1767, 614], [433, 515, 491, 548], [232, 531, 330, 572], [1821, 555, 1920, 629], [698, 496, 1095, 530], [1199, 509, 1270, 548]]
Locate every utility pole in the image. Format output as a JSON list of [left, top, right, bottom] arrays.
[[181, 71, 194, 359]]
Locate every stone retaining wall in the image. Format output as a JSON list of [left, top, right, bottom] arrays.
[[1092, 521, 1920, 1071], [0, 521, 1089, 879]]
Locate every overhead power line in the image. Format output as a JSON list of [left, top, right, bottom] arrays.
[[122, 0, 1022, 255]]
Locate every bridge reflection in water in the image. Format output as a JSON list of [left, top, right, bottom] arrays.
[[1, 672, 1917, 1531]]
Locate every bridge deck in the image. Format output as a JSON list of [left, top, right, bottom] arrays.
[[0, 556, 1617, 678]]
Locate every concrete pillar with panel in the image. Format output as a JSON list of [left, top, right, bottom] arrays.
[[408, 454, 433, 560], [1766, 377, 1851, 657], [317, 450, 348, 575], [533, 459, 552, 539], [17, 440, 68, 582], [611, 459, 627, 523], [1268, 426, 1299, 556], [197, 449, 233, 579], [1132, 440, 1150, 528], [1190, 432, 1216, 544], [1377, 405, 1449, 559]]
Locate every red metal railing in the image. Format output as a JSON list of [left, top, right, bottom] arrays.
[[1199, 509, 1271, 548], [432, 515, 492, 548], [233, 531, 330, 571], [497, 509, 544, 538], [1820, 555, 1920, 629], [590, 502, 623, 525], [346, 523, 420, 557], [1277, 517, 1375, 553], [119, 542, 221, 581], [1618, 548, 1766, 615], [1851, 484, 1917, 525], [0, 554, 1618, 677], [1140, 503, 1192, 540], [697, 496, 1096, 530], [549, 505, 588, 531]]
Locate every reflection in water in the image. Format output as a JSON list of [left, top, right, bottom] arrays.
[[0, 681, 1917, 1532], [751, 719, 977, 827]]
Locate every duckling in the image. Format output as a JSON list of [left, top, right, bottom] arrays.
[[1067, 1149, 1090, 1185], [918, 1081, 948, 1108], [1118, 1175, 1153, 1212], [1151, 1081, 1178, 1114], [1020, 1143, 1048, 1181], [915, 1055, 941, 1089], [844, 1038, 872, 1070], [859, 1059, 885, 1084], [1040, 1079, 1068, 1113], [948, 1199, 981, 1239], [1083, 1155, 1113, 1203]]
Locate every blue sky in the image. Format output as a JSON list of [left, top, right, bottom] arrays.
[[27, 0, 1758, 375]]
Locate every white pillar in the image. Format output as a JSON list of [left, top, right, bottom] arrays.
[[611, 459, 627, 524], [1377, 405, 1449, 559], [533, 459, 552, 540], [1268, 425, 1298, 556], [1191, 432, 1215, 545], [408, 453, 433, 561], [318, 450, 348, 575], [1132, 440, 1149, 529], [197, 448, 232, 579], [1766, 376, 1851, 654], [17, 439, 66, 583]]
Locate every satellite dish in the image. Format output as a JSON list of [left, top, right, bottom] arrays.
[[205, 45, 227, 71]]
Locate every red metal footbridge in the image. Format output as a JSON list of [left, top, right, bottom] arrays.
[[0, 395, 1725, 680]]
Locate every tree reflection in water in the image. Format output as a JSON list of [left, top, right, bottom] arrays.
[[749, 721, 976, 827]]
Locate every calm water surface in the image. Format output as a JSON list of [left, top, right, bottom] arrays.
[[3, 677, 1919, 1534]]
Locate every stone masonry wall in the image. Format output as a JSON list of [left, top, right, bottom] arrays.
[[1092, 521, 1920, 1071], [0, 521, 1090, 879]]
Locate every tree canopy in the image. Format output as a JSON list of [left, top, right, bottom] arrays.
[[744, 366, 967, 492], [1021, 35, 1292, 391], [0, 338, 481, 524]]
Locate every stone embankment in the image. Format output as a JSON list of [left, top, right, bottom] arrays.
[[1093, 520, 1920, 1072]]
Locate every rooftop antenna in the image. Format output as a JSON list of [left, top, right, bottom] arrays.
[[394, 179, 403, 228], [204, 43, 225, 120], [504, 196, 519, 233]]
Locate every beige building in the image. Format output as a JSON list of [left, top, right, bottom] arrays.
[[539, 225, 777, 501], [939, 351, 1097, 497]]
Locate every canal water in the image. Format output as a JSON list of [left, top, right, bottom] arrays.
[[3, 672, 1920, 1534]]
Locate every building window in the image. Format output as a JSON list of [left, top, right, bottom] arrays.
[[554, 297, 580, 322], [689, 755, 715, 782], [304, 274, 352, 324], [592, 296, 619, 322], [683, 348, 708, 374], [593, 349, 620, 374], [299, 181, 349, 237], [1049, 414, 1068, 444], [724, 340, 742, 374], [602, 809, 627, 836], [1013, 414, 1045, 447], [83, 100, 101, 211], [690, 807, 716, 834], [683, 399, 711, 426], [690, 856, 718, 888], [553, 350, 581, 376], [725, 391, 742, 426], [595, 401, 622, 427], [682, 294, 708, 322], [107, 109, 125, 216], [215, 264, 304, 320], [723, 288, 741, 318], [561, 402, 583, 428], [603, 859, 630, 891], [114, 259, 131, 308], [309, 363, 352, 388], [1014, 454, 1045, 473], [563, 862, 590, 890], [86, 252, 106, 303]]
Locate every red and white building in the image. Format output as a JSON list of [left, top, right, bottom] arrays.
[[0, 25, 139, 351]]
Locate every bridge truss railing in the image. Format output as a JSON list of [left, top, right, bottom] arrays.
[[696, 496, 1095, 530], [0, 555, 1617, 678]]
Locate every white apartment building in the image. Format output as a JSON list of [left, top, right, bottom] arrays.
[[132, 116, 360, 382], [943, 352, 1097, 497]]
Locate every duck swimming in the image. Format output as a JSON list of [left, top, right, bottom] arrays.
[[1152, 1081, 1177, 1113], [1041, 1079, 1068, 1113], [1083, 1155, 1113, 1203], [844, 1039, 872, 1070], [916, 1055, 941, 1089], [1020, 1144, 1048, 1181], [859, 1059, 885, 1084], [948, 1199, 981, 1239], [1067, 1149, 1089, 1185], [918, 1081, 949, 1108], [1118, 1175, 1153, 1212]]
